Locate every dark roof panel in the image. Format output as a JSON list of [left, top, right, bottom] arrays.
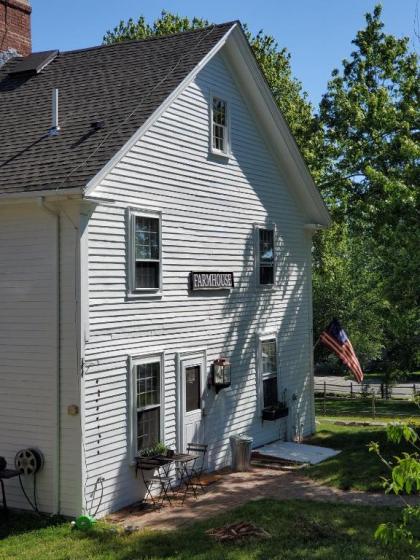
[[8, 50, 59, 75], [0, 23, 235, 196]]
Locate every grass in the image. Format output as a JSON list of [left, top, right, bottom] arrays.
[[0, 499, 418, 560], [315, 396, 420, 422], [303, 420, 417, 492], [363, 370, 420, 381]]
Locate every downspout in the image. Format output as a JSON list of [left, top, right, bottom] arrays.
[[38, 197, 61, 515], [304, 224, 323, 435]]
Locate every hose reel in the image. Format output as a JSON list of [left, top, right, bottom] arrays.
[[15, 448, 44, 476]]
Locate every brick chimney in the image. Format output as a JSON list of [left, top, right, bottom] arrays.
[[0, 0, 32, 62]]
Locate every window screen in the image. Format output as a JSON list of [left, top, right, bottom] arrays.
[[212, 97, 228, 154], [261, 339, 278, 408], [259, 228, 274, 285], [136, 361, 161, 451], [134, 215, 160, 290]]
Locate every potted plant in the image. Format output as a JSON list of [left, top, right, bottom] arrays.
[[137, 442, 168, 463]]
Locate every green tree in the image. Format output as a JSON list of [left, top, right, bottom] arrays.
[[318, 5, 420, 371], [313, 223, 386, 366], [369, 404, 420, 554]]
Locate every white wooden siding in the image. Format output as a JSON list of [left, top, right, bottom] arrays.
[[0, 202, 82, 516], [84, 52, 314, 516]]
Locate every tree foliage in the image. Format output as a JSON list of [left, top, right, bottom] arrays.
[[317, 5, 419, 371], [369, 403, 420, 551]]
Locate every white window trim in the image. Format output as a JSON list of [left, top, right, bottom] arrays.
[[127, 207, 162, 297], [209, 93, 231, 158], [128, 351, 165, 460], [254, 223, 277, 289], [256, 331, 279, 412]]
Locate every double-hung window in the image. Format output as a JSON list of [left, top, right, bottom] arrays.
[[128, 209, 161, 294], [132, 355, 163, 453], [260, 339, 278, 408], [257, 227, 275, 285], [211, 96, 229, 156]]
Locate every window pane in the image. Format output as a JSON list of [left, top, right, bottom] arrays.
[[136, 261, 159, 289], [135, 217, 159, 260], [260, 265, 274, 285], [259, 229, 274, 263], [263, 377, 278, 407], [212, 98, 226, 125], [185, 366, 201, 412], [137, 362, 160, 408], [262, 340, 277, 375], [213, 124, 225, 152], [137, 407, 160, 451]]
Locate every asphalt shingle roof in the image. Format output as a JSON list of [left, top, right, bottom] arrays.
[[0, 22, 235, 196]]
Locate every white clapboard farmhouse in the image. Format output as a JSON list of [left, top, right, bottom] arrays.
[[0, 7, 330, 517]]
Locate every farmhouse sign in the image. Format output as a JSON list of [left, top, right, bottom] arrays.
[[190, 272, 234, 291]]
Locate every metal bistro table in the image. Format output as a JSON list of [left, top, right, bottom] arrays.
[[0, 469, 20, 514], [135, 452, 200, 507]]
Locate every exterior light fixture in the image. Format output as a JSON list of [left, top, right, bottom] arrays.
[[212, 358, 231, 393]]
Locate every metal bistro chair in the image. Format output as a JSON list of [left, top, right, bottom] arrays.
[[136, 457, 174, 508], [184, 443, 208, 498]]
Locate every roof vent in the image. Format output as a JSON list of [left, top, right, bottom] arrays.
[[8, 50, 59, 75]]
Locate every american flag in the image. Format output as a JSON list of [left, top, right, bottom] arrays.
[[319, 319, 364, 383]]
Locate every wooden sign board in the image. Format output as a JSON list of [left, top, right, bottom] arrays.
[[190, 272, 234, 291]]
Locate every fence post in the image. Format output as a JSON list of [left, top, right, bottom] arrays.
[[372, 392, 376, 419], [413, 384, 416, 397], [350, 382, 353, 399], [323, 381, 326, 415], [380, 383, 384, 399], [385, 384, 389, 400]]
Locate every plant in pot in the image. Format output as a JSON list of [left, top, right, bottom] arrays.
[[262, 389, 289, 421], [138, 442, 168, 461]]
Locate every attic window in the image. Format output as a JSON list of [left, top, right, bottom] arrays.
[[211, 96, 230, 156]]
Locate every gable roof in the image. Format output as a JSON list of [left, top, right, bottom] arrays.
[[0, 21, 330, 225], [0, 22, 235, 196]]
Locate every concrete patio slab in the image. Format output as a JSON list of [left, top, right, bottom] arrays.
[[254, 441, 340, 464]]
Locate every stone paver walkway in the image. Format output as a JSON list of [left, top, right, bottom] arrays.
[[107, 467, 419, 531]]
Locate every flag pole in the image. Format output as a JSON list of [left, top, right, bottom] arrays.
[[313, 337, 320, 351]]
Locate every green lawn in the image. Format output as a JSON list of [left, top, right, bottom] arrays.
[[0, 499, 417, 560], [303, 420, 417, 492], [315, 396, 420, 422]]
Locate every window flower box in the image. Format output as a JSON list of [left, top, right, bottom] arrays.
[[262, 403, 288, 421]]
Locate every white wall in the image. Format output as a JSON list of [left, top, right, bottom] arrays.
[[0, 201, 82, 516], [84, 52, 314, 516]]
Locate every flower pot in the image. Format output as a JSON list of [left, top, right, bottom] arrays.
[[262, 405, 289, 421]]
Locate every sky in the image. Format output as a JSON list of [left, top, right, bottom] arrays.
[[31, 0, 419, 107]]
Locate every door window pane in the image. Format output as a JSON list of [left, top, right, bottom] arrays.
[[185, 365, 201, 412]]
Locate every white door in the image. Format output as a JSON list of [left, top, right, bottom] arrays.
[[179, 355, 205, 452]]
